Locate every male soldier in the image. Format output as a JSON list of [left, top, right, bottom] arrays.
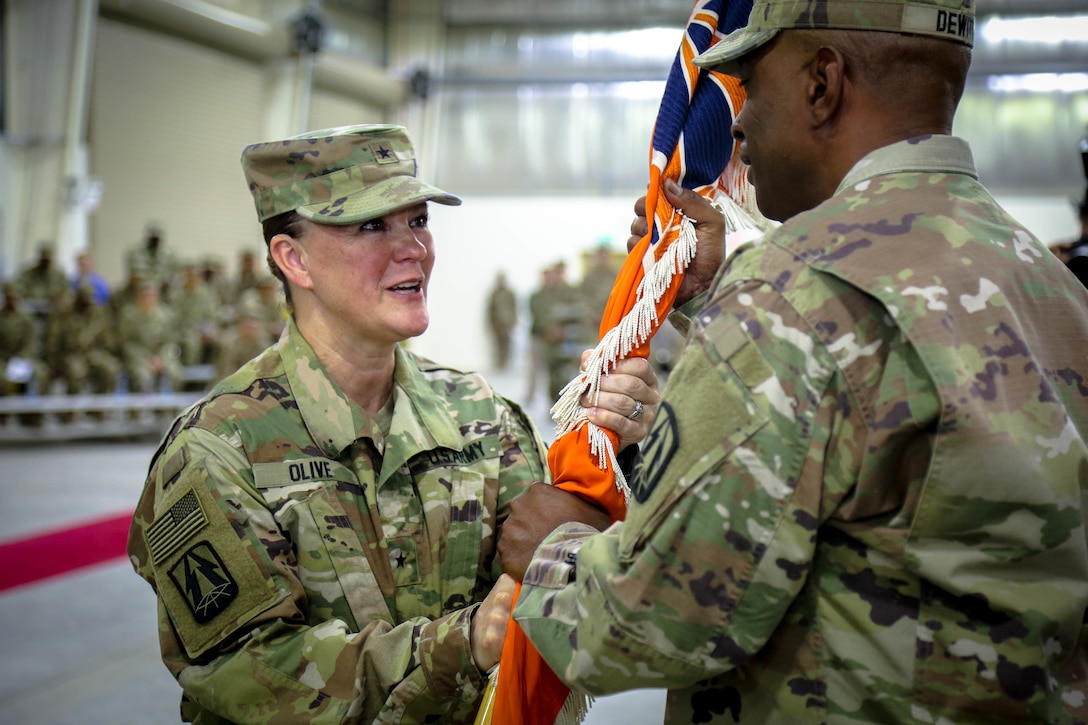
[[499, 1, 1088, 723]]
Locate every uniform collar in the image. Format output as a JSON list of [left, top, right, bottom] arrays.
[[279, 318, 464, 464], [836, 135, 978, 195]]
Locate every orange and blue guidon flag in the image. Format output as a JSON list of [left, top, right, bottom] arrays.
[[486, 1, 753, 723]]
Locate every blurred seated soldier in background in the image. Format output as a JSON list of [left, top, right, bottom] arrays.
[[46, 283, 120, 395], [115, 280, 181, 393], [214, 299, 271, 382], [232, 248, 263, 301], [0, 281, 47, 397], [246, 273, 288, 341], [201, 255, 233, 308], [172, 262, 222, 368], [108, 263, 149, 325], [126, 123, 658, 724], [16, 242, 69, 315]]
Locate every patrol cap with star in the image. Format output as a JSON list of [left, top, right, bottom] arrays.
[[694, 0, 975, 76], [241, 124, 461, 225]]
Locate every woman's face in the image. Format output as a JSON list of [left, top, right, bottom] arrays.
[[292, 203, 436, 348]]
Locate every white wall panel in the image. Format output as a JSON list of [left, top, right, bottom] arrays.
[[309, 88, 385, 132], [89, 18, 265, 286]]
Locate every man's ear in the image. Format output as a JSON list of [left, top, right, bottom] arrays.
[[269, 233, 313, 291], [808, 45, 846, 128]]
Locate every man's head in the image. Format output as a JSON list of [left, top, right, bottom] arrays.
[[695, 0, 974, 77], [693, 0, 975, 222], [241, 124, 461, 227]]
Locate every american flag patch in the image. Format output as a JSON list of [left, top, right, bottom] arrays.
[[147, 489, 208, 566]]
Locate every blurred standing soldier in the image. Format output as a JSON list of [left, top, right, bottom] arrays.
[[115, 281, 181, 393], [537, 261, 584, 401], [0, 282, 46, 397], [126, 226, 176, 291], [524, 266, 549, 402], [69, 251, 111, 306], [578, 244, 619, 347], [500, 1, 1088, 723], [46, 284, 120, 395], [16, 242, 69, 314], [172, 262, 222, 367], [486, 271, 517, 370]]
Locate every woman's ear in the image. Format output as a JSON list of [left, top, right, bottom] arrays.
[[808, 45, 846, 128], [269, 233, 313, 291]]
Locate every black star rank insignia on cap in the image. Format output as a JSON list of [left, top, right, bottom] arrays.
[[370, 141, 395, 163]]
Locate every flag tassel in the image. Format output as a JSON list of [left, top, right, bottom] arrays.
[[549, 213, 701, 501]]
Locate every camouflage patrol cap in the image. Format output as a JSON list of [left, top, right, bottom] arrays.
[[241, 124, 461, 225], [694, 0, 975, 75]]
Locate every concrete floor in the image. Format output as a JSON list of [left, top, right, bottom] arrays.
[[0, 365, 668, 724]]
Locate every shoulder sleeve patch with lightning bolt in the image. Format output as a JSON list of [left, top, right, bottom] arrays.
[[150, 481, 286, 659]]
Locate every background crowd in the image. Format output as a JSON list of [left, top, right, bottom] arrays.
[[0, 229, 287, 402], [5, 210, 1084, 413]]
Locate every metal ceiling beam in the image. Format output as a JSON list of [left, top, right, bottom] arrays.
[[443, 0, 1088, 27]]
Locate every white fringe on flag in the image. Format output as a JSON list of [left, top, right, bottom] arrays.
[[548, 185, 770, 505]]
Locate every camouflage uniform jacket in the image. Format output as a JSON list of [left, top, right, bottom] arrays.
[[0, 306, 38, 363], [128, 317, 549, 723], [514, 135, 1088, 724]]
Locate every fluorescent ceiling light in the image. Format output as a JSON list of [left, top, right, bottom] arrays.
[[986, 73, 1088, 93], [981, 15, 1088, 45]]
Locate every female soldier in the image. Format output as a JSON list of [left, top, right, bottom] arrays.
[[127, 124, 657, 724]]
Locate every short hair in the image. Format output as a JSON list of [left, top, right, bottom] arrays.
[[791, 29, 971, 118]]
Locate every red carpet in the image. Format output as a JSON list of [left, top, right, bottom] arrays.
[[0, 511, 134, 592]]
